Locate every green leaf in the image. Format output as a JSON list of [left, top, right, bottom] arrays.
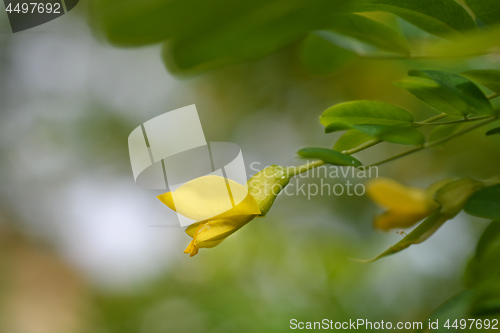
[[314, 30, 380, 56], [465, 184, 500, 220], [394, 77, 471, 116], [486, 127, 500, 136], [474, 220, 500, 260], [297, 148, 362, 167], [421, 25, 500, 58], [465, 0, 500, 26], [89, 0, 251, 46], [320, 101, 414, 133], [89, 0, 353, 74], [344, 0, 476, 39], [162, 0, 352, 74], [472, 281, 500, 317], [333, 130, 375, 152], [409, 70, 493, 115], [461, 70, 500, 95], [429, 123, 465, 147], [299, 33, 356, 75], [351, 124, 425, 145], [327, 14, 410, 55], [415, 291, 475, 333], [465, 220, 500, 288], [463, 221, 500, 316], [417, 285, 500, 329]]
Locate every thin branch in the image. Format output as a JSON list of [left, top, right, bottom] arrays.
[[415, 115, 492, 126], [356, 52, 494, 61], [287, 160, 326, 177], [368, 117, 499, 167]]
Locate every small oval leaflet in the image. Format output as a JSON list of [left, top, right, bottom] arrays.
[[486, 127, 500, 136], [320, 100, 415, 133], [297, 147, 362, 167]]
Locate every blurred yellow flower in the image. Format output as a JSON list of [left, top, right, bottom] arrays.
[[366, 178, 439, 231], [157, 175, 261, 257]]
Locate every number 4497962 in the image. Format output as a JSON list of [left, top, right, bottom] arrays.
[[5, 2, 61, 14]]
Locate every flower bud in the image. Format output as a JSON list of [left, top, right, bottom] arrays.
[[367, 178, 447, 231], [246, 165, 293, 216], [435, 178, 484, 218]]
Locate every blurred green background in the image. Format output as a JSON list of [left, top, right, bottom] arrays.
[[0, 1, 499, 332]]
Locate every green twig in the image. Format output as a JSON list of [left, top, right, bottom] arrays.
[[369, 117, 499, 167], [287, 160, 326, 177], [342, 113, 449, 155], [343, 139, 382, 155], [415, 115, 492, 126], [417, 113, 449, 124]]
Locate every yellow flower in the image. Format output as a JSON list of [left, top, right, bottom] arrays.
[[366, 178, 439, 231], [157, 175, 261, 257]]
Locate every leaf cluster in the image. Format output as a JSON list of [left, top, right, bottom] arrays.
[[88, 0, 500, 75]]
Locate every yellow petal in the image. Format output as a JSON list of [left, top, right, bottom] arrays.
[[193, 215, 255, 248], [213, 192, 260, 220], [195, 238, 224, 249], [157, 175, 260, 222], [184, 240, 199, 257], [185, 222, 202, 238], [157, 191, 176, 211], [367, 178, 429, 212], [374, 209, 430, 231]]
